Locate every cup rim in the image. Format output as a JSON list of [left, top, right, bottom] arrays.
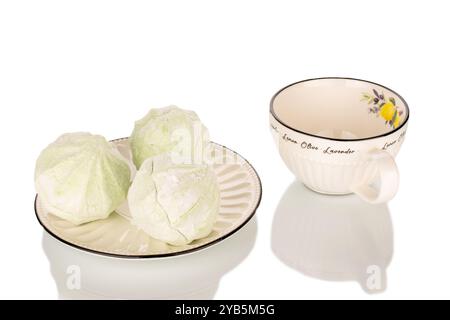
[[270, 77, 410, 142]]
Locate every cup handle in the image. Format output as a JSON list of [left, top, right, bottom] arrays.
[[350, 149, 399, 204]]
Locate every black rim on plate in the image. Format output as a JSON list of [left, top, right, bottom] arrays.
[[270, 77, 410, 142], [34, 139, 262, 259]]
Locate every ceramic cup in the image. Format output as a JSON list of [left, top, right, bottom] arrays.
[[270, 77, 409, 203]]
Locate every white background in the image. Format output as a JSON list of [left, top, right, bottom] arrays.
[[0, 0, 449, 299]]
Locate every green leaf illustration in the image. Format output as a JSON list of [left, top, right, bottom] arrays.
[[389, 97, 396, 106], [361, 93, 372, 102], [392, 109, 398, 126]]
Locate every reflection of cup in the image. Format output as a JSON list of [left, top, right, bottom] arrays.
[[270, 77, 409, 203], [42, 217, 257, 299], [272, 182, 393, 293]]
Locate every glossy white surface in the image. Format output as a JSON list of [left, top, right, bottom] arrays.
[[272, 182, 392, 293], [43, 217, 257, 299], [1, 0, 449, 299]]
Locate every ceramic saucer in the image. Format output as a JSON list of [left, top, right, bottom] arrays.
[[35, 138, 262, 258]]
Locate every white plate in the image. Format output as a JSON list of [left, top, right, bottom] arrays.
[[34, 138, 262, 258]]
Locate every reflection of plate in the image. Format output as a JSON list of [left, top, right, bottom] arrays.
[[35, 138, 262, 258], [42, 218, 257, 299]]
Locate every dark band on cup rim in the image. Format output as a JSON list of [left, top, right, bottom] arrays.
[[270, 77, 410, 142]]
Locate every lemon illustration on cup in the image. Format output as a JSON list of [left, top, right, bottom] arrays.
[[380, 101, 395, 121], [361, 89, 403, 128]]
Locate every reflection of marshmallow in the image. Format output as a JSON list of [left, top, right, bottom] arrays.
[[272, 182, 392, 293], [42, 217, 257, 300]]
